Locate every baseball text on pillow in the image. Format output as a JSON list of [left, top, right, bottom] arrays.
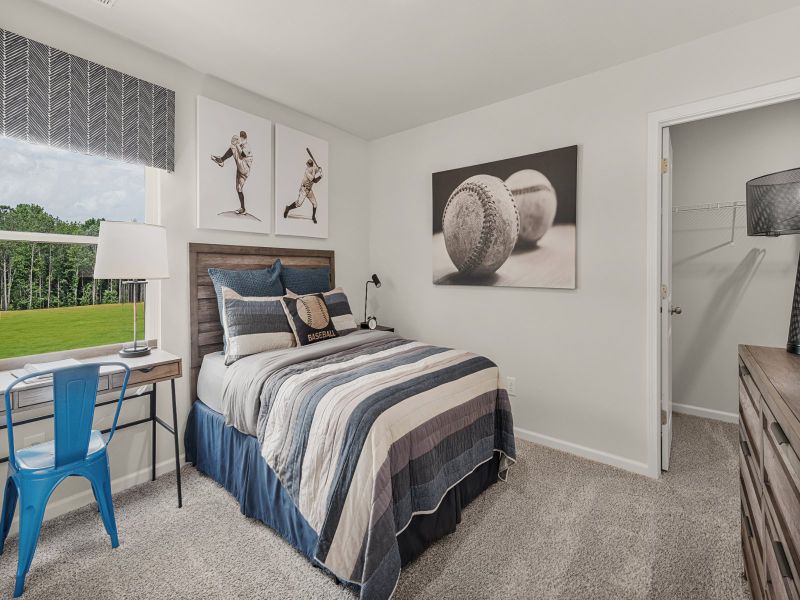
[[282, 292, 339, 346]]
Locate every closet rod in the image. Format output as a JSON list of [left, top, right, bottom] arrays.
[[672, 201, 746, 213]]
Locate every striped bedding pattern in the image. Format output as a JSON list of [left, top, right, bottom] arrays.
[[220, 287, 295, 364], [245, 334, 515, 599]]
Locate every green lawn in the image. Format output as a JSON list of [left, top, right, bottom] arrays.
[[0, 303, 144, 359]]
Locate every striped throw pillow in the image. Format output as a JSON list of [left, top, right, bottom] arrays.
[[208, 260, 284, 350], [322, 288, 358, 335], [221, 287, 295, 365], [286, 287, 358, 336]]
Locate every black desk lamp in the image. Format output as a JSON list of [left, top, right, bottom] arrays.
[[746, 168, 800, 354], [363, 274, 381, 326]]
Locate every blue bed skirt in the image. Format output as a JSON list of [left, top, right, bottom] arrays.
[[184, 400, 499, 583]]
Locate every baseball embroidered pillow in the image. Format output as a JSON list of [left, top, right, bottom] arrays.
[[286, 287, 358, 336], [281, 293, 339, 346]]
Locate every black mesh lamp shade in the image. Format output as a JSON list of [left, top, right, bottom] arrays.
[[746, 168, 800, 354]]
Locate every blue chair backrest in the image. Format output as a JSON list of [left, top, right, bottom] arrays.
[[4, 362, 130, 471], [52, 364, 101, 468]]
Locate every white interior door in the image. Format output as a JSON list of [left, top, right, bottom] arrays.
[[661, 127, 674, 471]]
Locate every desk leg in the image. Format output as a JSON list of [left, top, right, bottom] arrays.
[[170, 379, 183, 508], [150, 385, 157, 482]]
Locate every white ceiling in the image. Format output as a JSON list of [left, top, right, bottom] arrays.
[[37, 0, 800, 139]]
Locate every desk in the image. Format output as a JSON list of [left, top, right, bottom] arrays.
[[0, 349, 184, 508]]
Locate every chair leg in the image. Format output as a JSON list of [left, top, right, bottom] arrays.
[[15, 495, 47, 598], [0, 477, 19, 555], [87, 456, 119, 548]]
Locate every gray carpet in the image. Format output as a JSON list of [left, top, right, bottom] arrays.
[[0, 413, 749, 599]]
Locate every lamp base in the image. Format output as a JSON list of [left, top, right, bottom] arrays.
[[787, 343, 800, 356], [119, 345, 152, 358]]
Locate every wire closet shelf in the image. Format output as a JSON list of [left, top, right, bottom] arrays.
[[672, 201, 745, 213], [672, 201, 745, 246]]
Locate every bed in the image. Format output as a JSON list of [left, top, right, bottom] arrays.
[[184, 243, 516, 599]]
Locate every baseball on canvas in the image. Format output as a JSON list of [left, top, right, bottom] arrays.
[[432, 145, 578, 289]]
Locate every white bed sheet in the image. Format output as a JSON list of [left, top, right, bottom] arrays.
[[196, 351, 228, 414]]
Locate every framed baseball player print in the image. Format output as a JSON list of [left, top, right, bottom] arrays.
[[197, 96, 272, 233], [275, 124, 329, 239], [432, 145, 578, 289]]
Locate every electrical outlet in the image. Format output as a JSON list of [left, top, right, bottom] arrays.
[[23, 433, 45, 448], [506, 376, 517, 396]]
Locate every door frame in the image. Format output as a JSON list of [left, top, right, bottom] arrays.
[[645, 75, 800, 479], [660, 127, 673, 472]]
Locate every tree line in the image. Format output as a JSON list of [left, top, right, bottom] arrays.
[[0, 204, 140, 312]]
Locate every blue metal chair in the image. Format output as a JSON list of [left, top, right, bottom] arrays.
[[0, 362, 130, 597]]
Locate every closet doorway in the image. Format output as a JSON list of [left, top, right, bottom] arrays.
[[662, 102, 800, 470], [647, 77, 800, 477]]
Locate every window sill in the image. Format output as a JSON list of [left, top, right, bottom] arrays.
[[0, 339, 159, 372], [0, 230, 98, 244]]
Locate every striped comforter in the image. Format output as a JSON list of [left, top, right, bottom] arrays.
[[223, 331, 515, 599]]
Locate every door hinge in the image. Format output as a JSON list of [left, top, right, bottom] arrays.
[[661, 158, 669, 174]]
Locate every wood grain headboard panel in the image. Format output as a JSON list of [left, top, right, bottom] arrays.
[[188, 243, 334, 400]]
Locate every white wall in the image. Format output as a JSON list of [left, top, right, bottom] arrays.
[[5, 2, 800, 511], [670, 101, 800, 419], [1, 0, 370, 521], [367, 7, 800, 473]]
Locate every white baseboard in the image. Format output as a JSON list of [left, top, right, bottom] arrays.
[[514, 427, 652, 478], [672, 403, 738, 424], [4, 455, 185, 536]]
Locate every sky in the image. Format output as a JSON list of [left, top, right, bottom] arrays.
[[0, 136, 145, 224]]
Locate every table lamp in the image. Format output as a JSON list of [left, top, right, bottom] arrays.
[[746, 167, 800, 354], [93, 221, 169, 357], [363, 273, 381, 326]]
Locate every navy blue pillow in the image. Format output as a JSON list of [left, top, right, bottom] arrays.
[[281, 266, 331, 295], [208, 260, 284, 332]]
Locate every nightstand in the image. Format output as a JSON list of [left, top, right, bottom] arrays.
[[360, 323, 395, 332]]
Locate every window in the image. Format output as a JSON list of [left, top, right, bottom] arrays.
[[0, 136, 148, 359]]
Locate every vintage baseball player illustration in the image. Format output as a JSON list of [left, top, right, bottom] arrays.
[[196, 96, 272, 234], [283, 148, 323, 224], [275, 124, 329, 238], [211, 130, 260, 220], [432, 145, 577, 289]]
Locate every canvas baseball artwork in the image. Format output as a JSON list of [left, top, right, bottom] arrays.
[[197, 96, 272, 233], [432, 145, 578, 289], [275, 123, 329, 238]]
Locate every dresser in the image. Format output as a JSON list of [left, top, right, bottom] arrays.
[[739, 345, 800, 600]]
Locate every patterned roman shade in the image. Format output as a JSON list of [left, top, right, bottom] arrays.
[[0, 29, 175, 172]]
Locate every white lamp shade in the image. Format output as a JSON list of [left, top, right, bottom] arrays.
[[93, 221, 169, 280]]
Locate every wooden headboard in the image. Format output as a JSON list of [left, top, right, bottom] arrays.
[[188, 243, 335, 399]]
